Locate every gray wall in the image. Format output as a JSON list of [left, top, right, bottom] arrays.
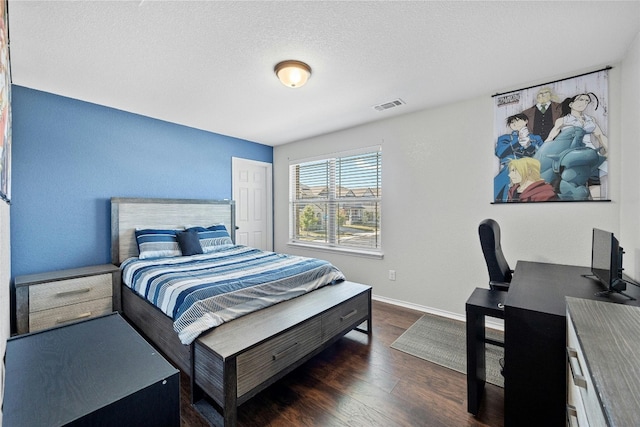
[[620, 32, 640, 279], [274, 51, 640, 319]]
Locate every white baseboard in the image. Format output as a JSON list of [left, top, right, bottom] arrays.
[[372, 293, 504, 332]]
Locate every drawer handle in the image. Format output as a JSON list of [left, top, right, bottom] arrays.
[[56, 312, 92, 324], [566, 404, 579, 427], [56, 287, 92, 297], [340, 309, 358, 322], [272, 342, 299, 361], [567, 347, 587, 389]]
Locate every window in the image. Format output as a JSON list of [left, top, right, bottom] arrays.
[[289, 147, 382, 254]]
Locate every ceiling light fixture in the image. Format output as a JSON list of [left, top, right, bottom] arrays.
[[274, 60, 311, 88]]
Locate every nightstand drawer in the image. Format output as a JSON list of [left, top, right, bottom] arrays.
[[29, 297, 113, 332], [29, 273, 112, 312], [236, 317, 322, 397]]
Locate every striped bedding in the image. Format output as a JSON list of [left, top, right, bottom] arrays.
[[121, 245, 345, 345]]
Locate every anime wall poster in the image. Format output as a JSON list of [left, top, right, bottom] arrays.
[[493, 69, 609, 203]]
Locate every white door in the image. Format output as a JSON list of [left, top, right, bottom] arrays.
[[232, 157, 273, 251]]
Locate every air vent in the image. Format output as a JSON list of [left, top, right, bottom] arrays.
[[373, 98, 405, 112]]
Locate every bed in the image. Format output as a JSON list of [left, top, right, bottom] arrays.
[[110, 197, 372, 426]]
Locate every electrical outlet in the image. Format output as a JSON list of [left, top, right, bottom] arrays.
[[388, 270, 396, 281]]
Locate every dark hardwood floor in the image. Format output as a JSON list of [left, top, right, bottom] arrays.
[[179, 300, 504, 427]]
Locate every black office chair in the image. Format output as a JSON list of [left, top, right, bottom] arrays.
[[477, 219, 511, 374], [479, 218, 513, 292]]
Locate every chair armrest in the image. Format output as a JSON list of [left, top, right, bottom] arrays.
[[489, 281, 510, 292]]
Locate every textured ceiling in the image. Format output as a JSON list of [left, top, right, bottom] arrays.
[[7, 1, 640, 146]]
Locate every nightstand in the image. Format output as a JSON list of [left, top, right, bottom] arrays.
[[15, 264, 121, 334]]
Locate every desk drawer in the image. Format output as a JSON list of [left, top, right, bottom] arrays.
[[29, 274, 112, 312], [322, 292, 368, 342], [236, 317, 322, 397], [29, 297, 113, 332]]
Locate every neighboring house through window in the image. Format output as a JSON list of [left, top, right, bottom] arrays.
[[289, 147, 382, 255]]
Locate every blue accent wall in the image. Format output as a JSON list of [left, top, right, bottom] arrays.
[[11, 86, 272, 277]]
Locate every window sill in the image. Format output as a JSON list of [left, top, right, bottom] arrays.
[[287, 241, 384, 259]]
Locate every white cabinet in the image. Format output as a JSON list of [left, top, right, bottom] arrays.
[[566, 297, 640, 426], [566, 308, 607, 426]]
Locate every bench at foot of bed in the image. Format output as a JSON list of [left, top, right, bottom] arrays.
[[191, 281, 372, 427]]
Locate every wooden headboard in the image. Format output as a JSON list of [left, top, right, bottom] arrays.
[[111, 197, 236, 265]]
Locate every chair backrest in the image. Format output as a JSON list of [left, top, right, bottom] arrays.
[[479, 219, 512, 284]]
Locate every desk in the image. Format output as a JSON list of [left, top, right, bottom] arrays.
[[4, 313, 180, 426], [503, 261, 640, 427], [465, 287, 506, 415]]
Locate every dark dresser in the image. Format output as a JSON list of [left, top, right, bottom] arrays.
[[3, 313, 179, 426]]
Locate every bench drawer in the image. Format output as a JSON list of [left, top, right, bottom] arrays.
[[322, 292, 369, 341], [236, 317, 322, 397]]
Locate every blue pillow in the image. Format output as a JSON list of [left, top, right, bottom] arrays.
[[185, 225, 234, 253], [177, 229, 204, 256], [135, 229, 182, 259]]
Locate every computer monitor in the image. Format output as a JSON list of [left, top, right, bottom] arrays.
[[591, 228, 633, 299]]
